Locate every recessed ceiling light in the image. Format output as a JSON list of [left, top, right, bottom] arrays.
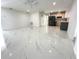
[[27, 10, 30, 12], [50, 11, 53, 13], [53, 2, 56, 6], [49, 50, 52, 53], [9, 53, 13, 56]]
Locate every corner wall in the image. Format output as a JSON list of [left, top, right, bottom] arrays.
[[66, 0, 77, 39]]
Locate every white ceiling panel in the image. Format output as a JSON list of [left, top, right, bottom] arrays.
[[1, 0, 74, 12]]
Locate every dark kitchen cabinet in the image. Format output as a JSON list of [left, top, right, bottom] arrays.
[[48, 16, 56, 26], [60, 22, 68, 31]]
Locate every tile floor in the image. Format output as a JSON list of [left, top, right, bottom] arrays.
[[1, 26, 76, 59]]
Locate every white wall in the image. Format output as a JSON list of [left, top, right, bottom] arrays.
[[1, 8, 30, 30], [30, 12, 40, 27], [0, 24, 6, 51], [65, 1, 77, 55], [66, 0, 77, 39], [0, 8, 6, 51]]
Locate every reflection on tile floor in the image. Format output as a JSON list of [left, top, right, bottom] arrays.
[[1, 26, 76, 59]]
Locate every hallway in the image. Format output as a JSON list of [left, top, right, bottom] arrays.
[[1, 26, 76, 59]]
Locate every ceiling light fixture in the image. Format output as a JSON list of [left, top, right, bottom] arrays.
[[53, 2, 56, 6], [50, 10, 53, 13], [9, 53, 13, 56], [27, 10, 30, 12], [49, 50, 52, 53]]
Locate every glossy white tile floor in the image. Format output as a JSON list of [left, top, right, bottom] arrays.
[[1, 26, 76, 59]]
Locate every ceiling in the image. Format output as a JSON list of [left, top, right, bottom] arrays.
[[1, 0, 74, 13]]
